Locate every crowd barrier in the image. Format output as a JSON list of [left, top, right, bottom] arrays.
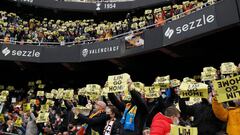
[[0, 0, 239, 63]]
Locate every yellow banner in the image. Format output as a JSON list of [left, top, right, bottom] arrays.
[[45, 93, 53, 99], [37, 91, 44, 97], [170, 125, 198, 135], [185, 97, 202, 106], [132, 82, 145, 92], [0, 96, 7, 102], [51, 89, 58, 95], [180, 83, 208, 99], [40, 104, 49, 112], [220, 62, 237, 75], [0, 114, 5, 122], [36, 113, 49, 123], [78, 88, 86, 95], [23, 103, 31, 112], [108, 73, 130, 93], [56, 89, 64, 99], [154, 75, 170, 89], [144, 86, 160, 99], [63, 90, 74, 100], [213, 75, 240, 103], [1, 90, 9, 96], [170, 79, 181, 87], [46, 100, 55, 107]]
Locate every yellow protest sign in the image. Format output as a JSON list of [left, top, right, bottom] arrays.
[[220, 62, 237, 75], [37, 91, 44, 97], [0, 96, 7, 102], [46, 93, 54, 99], [78, 88, 86, 96], [154, 75, 170, 89], [30, 99, 36, 105], [40, 104, 49, 112], [14, 117, 23, 127], [63, 89, 74, 100], [1, 90, 9, 96], [36, 113, 49, 123], [46, 100, 55, 106], [51, 89, 58, 95], [108, 73, 130, 93], [56, 89, 64, 99], [213, 75, 240, 103], [144, 86, 160, 98], [122, 89, 132, 101], [170, 125, 198, 135], [36, 80, 42, 84], [0, 114, 5, 122], [0, 85, 4, 90], [180, 83, 208, 99], [170, 79, 181, 87], [185, 97, 202, 106], [6, 86, 15, 91], [85, 84, 101, 101], [101, 87, 109, 97], [23, 103, 31, 112], [182, 77, 196, 83], [201, 67, 217, 81], [28, 81, 35, 87], [38, 84, 45, 89], [132, 82, 145, 92]]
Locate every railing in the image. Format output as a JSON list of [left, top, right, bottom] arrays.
[[0, 0, 218, 47]]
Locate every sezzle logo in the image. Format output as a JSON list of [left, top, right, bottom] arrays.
[[165, 27, 174, 39], [1, 47, 40, 58], [82, 49, 88, 57], [165, 14, 215, 39], [2, 47, 11, 56]]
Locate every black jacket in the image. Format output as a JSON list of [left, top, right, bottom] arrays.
[[179, 98, 224, 135], [77, 111, 109, 135], [108, 90, 148, 135], [104, 119, 123, 135]]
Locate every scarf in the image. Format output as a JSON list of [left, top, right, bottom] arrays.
[[103, 118, 115, 135], [120, 103, 137, 131]]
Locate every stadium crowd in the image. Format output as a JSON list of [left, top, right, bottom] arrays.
[[0, 0, 218, 46], [0, 62, 239, 135]]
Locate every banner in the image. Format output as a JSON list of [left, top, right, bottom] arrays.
[[0, 96, 7, 102], [170, 125, 198, 135], [108, 73, 130, 93], [14, 117, 23, 127], [63, 89, 74, 100], [36, 113, 49, 123], [80, 39, 123, 62], [153, 75, 170, 89], [213, 75, 240, 103], [46, 93, 54, 99], [201, 67, 217, 81], [1, 90, 9, 96], [132, 82, 145, 92], [37, 91, 44, 97], [85, 84, 101, 101], [185, 97, 202, 106], [78, 88, 86, 96], [0, 44, 42, 62], [180, 83, 208, 99], [15, 0, 166, 12], [46, 100, 54, 107], [40, 104, 49, 112], [170, 79, 181, 87], [220, 62, 237, 75], [144, 86, 160, 98]]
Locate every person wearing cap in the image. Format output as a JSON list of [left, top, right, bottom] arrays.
[[74, 100, 109, 135]]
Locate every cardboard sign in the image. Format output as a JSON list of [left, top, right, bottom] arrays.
[[201, 67, 217, 81], [37, 91, 44, 97], [220, 62, 237, 75], [40, 104, 49, 112], [38, 84, 45, 89], [171, 79, 181, 87], [46, 100, 54, 107], [1, 90, 9, 96], [108, 73, 130, 93], [36, 80, 42, 85], [0, 96, 7, 102], [185, 97, 202, 106], [14, 117, 23, 127], [154, 75, 170, 89], [86, 85, 101, 101], [46, 93, 54, 99], [180, 83, 208, 99], [213, 75, 240, 103], [63, 89, 74, 100], [132, 82, 145, 92], [170, 125, 198, 135], [78, 88, 86, 96], [182, 77, 196, 83], [144, 86, 160, 98], [36, 113, 49, 123]]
